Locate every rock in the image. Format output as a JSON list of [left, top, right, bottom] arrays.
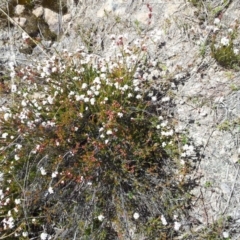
[[63, 13, 71, 24], [19, 46, 34, 55], [33, 6, 44, 18], [44, 8, 59, 34], [38, 18, 57, 41], [22, 14, 56, 41], [230, 152, 239, 164], [12, 17, 27, 27], [15, 5, 25, 15], [96, 0, 126, 18], [23, 15, 39, 37]]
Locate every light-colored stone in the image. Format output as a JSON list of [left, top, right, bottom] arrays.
[[44, 8, 59, 34], [97, 0, 125, 18], [62, 14, 71, 24], [15, 5, 25, 15], [32, 6, 44, 18], [12, 17, 27, 27], [230, 152, 239, 164]]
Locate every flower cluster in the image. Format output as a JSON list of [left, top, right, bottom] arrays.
[[210, 20, 240, 68], [0, 31, 196, 239]]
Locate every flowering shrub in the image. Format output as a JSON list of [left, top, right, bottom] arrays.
[[211, 21, 240, 69], [0, 34, 197, 239]]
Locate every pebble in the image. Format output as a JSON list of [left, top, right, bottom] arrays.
[[32, 6, 44, 18], [15, 4, 25, 15]]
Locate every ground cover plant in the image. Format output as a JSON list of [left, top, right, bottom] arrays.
[[0, 30, 199, 239], [211, 20, 240, 69]]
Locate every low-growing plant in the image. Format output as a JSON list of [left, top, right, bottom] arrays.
[[187, 216, 232, 240], [211, 23, 240, 69], [0, 33, 198, 239]]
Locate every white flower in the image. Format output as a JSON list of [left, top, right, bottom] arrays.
[[161, 215, 168, 225], [222, 231, 229, 238], [4, 198, 10, 205], [151, 96, 157, 101], [84, 97, 89, 103], [114, 82, 119, 89], [127, 93, 133, 98], [101, 66, 107, 72], [106, 130, 113, 135], [133, 79, 140, 86], [182, 144, 195, 157], [48, 187, 54, 194], [96, 84, 101, 90], [214, 18, 220, 25], [134, 86, 140, 92], [2, 132, 8, 138], [174, 221, 181, 231], [220, 37, 229, 46], [15, 199, 21, 205], [22, 32, 29, 40], [52, 67, 57, 73], [98, 214, 105, 221], [10, 71, 15, 78], [136, 94, 142, 99], [234, 48, 239, 55], [3, 217, 14, 229], [87, 90, 92, 96], [213, 27, 219, 33], [22, 232, 28, 237], [16, 144, 22, 149], [75, 94, 84, 101], [82, 83, 88, 89], [94, 90, 99, 96], [160, 121, 168, 127], [40, 232, 48, 240], [162, 96, 170, 102], [181, 152, 186, 157], [110, 34, 116, 40], [40, 167, 46, 176], [47, 96, 54, 104], [133, 212, 140, 220], [117, 112, 123, 118], [14, 155, 20, 161], [93, 77, 101, 84], [11, 84, 17, 93], [21, 99, 27, 106], [90, 98, 95, 105], [180, 159, 185, 165], [4, 112, 11, 121], [0, 190, 4, 199], [51, 171, 58, 178]]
